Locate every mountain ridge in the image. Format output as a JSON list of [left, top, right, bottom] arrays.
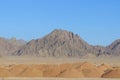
[[0, 37, 26, 56], [12, 29, 120, 57], [0, 29, 120, 57]]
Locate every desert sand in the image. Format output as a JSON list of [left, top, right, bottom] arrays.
[[0, 63, 120, 78], [0, 56, 120, 80], [0, 57, 120, 78], [0, 78, 119, 80]]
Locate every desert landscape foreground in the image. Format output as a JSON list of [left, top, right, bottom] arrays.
[[0, 57, 120, 79], [0, 78, 119, 80], [0, 62, 120, 78]]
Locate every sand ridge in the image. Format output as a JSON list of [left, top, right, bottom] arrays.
[[0, 62, 120, 78]]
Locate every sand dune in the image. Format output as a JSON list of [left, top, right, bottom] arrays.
[[97, 64, 112, 74], [0, 66, 13, 77], [0, 78, 119, 80], [0, 62, 119, 78], [102, 68, 120, 78], [58, 68, 84, 78]]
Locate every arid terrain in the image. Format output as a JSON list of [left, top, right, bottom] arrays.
[[0, 56, 120, 80], [0, 30, 120, 80], [0, 78, 119, 80]]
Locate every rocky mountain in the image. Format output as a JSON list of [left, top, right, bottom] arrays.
[[0, 29, 119, 57], [13, 29, 98, 57], [7, 37, 26, 46], [0, 37, 26, 56], [13, 29, 120, 57], [105, 39, 120, 56]]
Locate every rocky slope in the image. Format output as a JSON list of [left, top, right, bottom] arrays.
[[0, 37, 26, 56], [105, 39, 120, 56], [0, 29, 120, 57], [13, 29, 98, 57], [13, 29, 120, 57]]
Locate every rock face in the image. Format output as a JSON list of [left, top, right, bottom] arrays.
[[0, 29, 120, 57], [0, 37, 26, 56], [14, 29, 96, 57], [13, 29, 120, 57], [105, 39, 120, 56]]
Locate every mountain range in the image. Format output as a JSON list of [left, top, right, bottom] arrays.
[[0, 37, 26, 56], [0, 29, 120, 58]]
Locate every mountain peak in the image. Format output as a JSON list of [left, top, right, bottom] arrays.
[[14, 29, 94, 57], [0, 29, 118, 57], [0, 37, 26, 56], [45, 29, 81, 42], [105, 39, 120, 55], [107, 39, 120, 49]]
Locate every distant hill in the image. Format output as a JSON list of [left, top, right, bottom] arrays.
[[13, 29, 96, 57], [0, 37, 26, 56], [12, 29, 120, 57], [105, 39, 120, 56], [0, 29, 119, 57]]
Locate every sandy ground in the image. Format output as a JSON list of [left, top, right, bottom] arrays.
[[0, 56, 120, 66], [0, 56, 120, 79], [0, 78, 119, 80]]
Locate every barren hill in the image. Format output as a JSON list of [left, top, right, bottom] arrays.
[[12, 29, 120, 57], [13, 29, 98, 57], [105, 39, 120, 56], [0, 29, 120, 57], [0, 37, 26, 56]]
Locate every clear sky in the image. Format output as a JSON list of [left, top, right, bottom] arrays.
[[0, 0, 120, 46]]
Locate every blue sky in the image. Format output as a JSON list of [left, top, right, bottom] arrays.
[[0, 0, 120, 46]]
